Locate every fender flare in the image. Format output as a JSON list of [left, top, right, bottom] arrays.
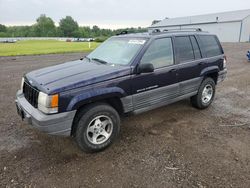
[[66, 87, 126, 111], [200, 66, 219, 77]]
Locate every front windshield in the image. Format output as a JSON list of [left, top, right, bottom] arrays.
[[87, 37, 147, 65]]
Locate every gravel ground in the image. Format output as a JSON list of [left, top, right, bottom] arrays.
[[0, 43, 250, 188]]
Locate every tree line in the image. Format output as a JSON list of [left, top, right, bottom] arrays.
[[0, 14, 147, 39]]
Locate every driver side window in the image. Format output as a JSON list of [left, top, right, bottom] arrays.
[[141, 38, 174, 69]]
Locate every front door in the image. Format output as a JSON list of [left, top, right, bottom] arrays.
[[131, 37, 179, 111]]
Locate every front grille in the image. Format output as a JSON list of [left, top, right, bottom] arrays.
[[23, 81, 39, 108]]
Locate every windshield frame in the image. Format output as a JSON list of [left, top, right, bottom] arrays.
[[87, 36, 149, 66]]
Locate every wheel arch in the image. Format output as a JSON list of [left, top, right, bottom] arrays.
[[70, 95, 125, 136], [200, 66, 219, 84]]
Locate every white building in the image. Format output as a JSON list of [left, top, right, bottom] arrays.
[[149, 9, 250, 42]]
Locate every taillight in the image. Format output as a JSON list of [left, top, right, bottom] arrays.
[[223, 56, 227, 69]]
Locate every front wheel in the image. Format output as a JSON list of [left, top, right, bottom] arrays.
[[191, 78, 216, 109], [75, 103, 120, 153]]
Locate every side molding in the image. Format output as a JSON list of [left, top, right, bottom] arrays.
[[121, 96, 133, 113]]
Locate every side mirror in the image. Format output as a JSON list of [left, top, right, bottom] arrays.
[[137, 63, 154, 74]]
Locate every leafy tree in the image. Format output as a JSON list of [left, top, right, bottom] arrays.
[[7, 26, 33, 37], [79, 26, 91, 38], [0, 16, 147, 38], [59, 16, 79, 37], [0, 24, 7, 32], [33, 14, 56, 37], [92, 25, 101, 37], [0, 32, 8, 37], [55, 27, 64, 37]]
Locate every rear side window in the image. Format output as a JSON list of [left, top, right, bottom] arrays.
[[141, 38, 174, 69], [175, 36, 194, 63], [190, 36, 202, 59], [199, 35, 223, 57]]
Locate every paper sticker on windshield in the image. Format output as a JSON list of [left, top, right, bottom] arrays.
[[128, 40, 146, 45]]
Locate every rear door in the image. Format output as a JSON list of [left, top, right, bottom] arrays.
[[131, 37, 179, 111], [174, 35, 203, 96], [197, 35, 224, 71]]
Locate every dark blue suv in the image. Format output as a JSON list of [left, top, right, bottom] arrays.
[[16, 30, 227, 152]]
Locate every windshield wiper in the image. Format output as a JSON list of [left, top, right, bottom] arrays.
[[91, 58, 108, 65], [80, 56, 91, 61], [85, 56, 91, 61]]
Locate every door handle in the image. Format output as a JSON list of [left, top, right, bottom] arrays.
[[198, 62, 205, 66], [169, 68, 177, 73]]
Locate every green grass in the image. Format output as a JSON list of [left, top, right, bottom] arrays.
[[0, 40, 100, 56]]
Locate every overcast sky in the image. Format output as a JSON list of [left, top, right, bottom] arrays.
[[0, 0, 249, 29]]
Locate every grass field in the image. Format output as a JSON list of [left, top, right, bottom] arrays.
[[0, 40, 100, 56]]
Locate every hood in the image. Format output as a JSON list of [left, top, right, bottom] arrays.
[[25, 60, 131, 94]]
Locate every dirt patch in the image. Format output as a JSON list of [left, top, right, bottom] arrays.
[[1, 44, 250, 187]]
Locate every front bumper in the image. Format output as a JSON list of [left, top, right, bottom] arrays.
[[15, 90, 76, 136], [217, 69, 227, 83]]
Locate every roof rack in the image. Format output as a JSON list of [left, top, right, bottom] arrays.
[[151, 28, 204, 34], [163, 28, 202, 32], [152, 29, 161, 33], [116, 30, 128, 35]]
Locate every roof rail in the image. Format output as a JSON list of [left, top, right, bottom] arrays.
[[152, 29, 161, 33], [150, 28, 204, 34], [116, 30, 128, 35], [163, 28, 202, 32]]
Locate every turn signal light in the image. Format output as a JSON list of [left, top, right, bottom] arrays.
[[51, 94, 59, 108]]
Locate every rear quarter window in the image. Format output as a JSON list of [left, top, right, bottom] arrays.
[[199, 35, 223, 57], [190, 36, 202, 59]]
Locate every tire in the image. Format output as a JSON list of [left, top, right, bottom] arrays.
[[191, 77, 216, 109], [74, 103, 120, 153]]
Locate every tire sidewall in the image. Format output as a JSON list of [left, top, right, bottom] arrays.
[[198, 78, 216, 108], [76, 104, 120, 152]]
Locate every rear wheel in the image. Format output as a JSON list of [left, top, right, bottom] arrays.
[[74, 103, 120, 153], [191, 78, 216, 109]]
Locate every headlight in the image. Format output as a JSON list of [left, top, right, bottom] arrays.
[[38, 92, 59, 114], [20, 77, 24, 93], [223, 56, 227, 69]]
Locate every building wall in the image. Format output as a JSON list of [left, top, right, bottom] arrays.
[[240, 16, 250, 42], [149, 21, 243, 42]]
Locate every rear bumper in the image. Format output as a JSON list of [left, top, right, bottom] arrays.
[[16, 90, 76, 136], [217, 69, 227, 83]]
